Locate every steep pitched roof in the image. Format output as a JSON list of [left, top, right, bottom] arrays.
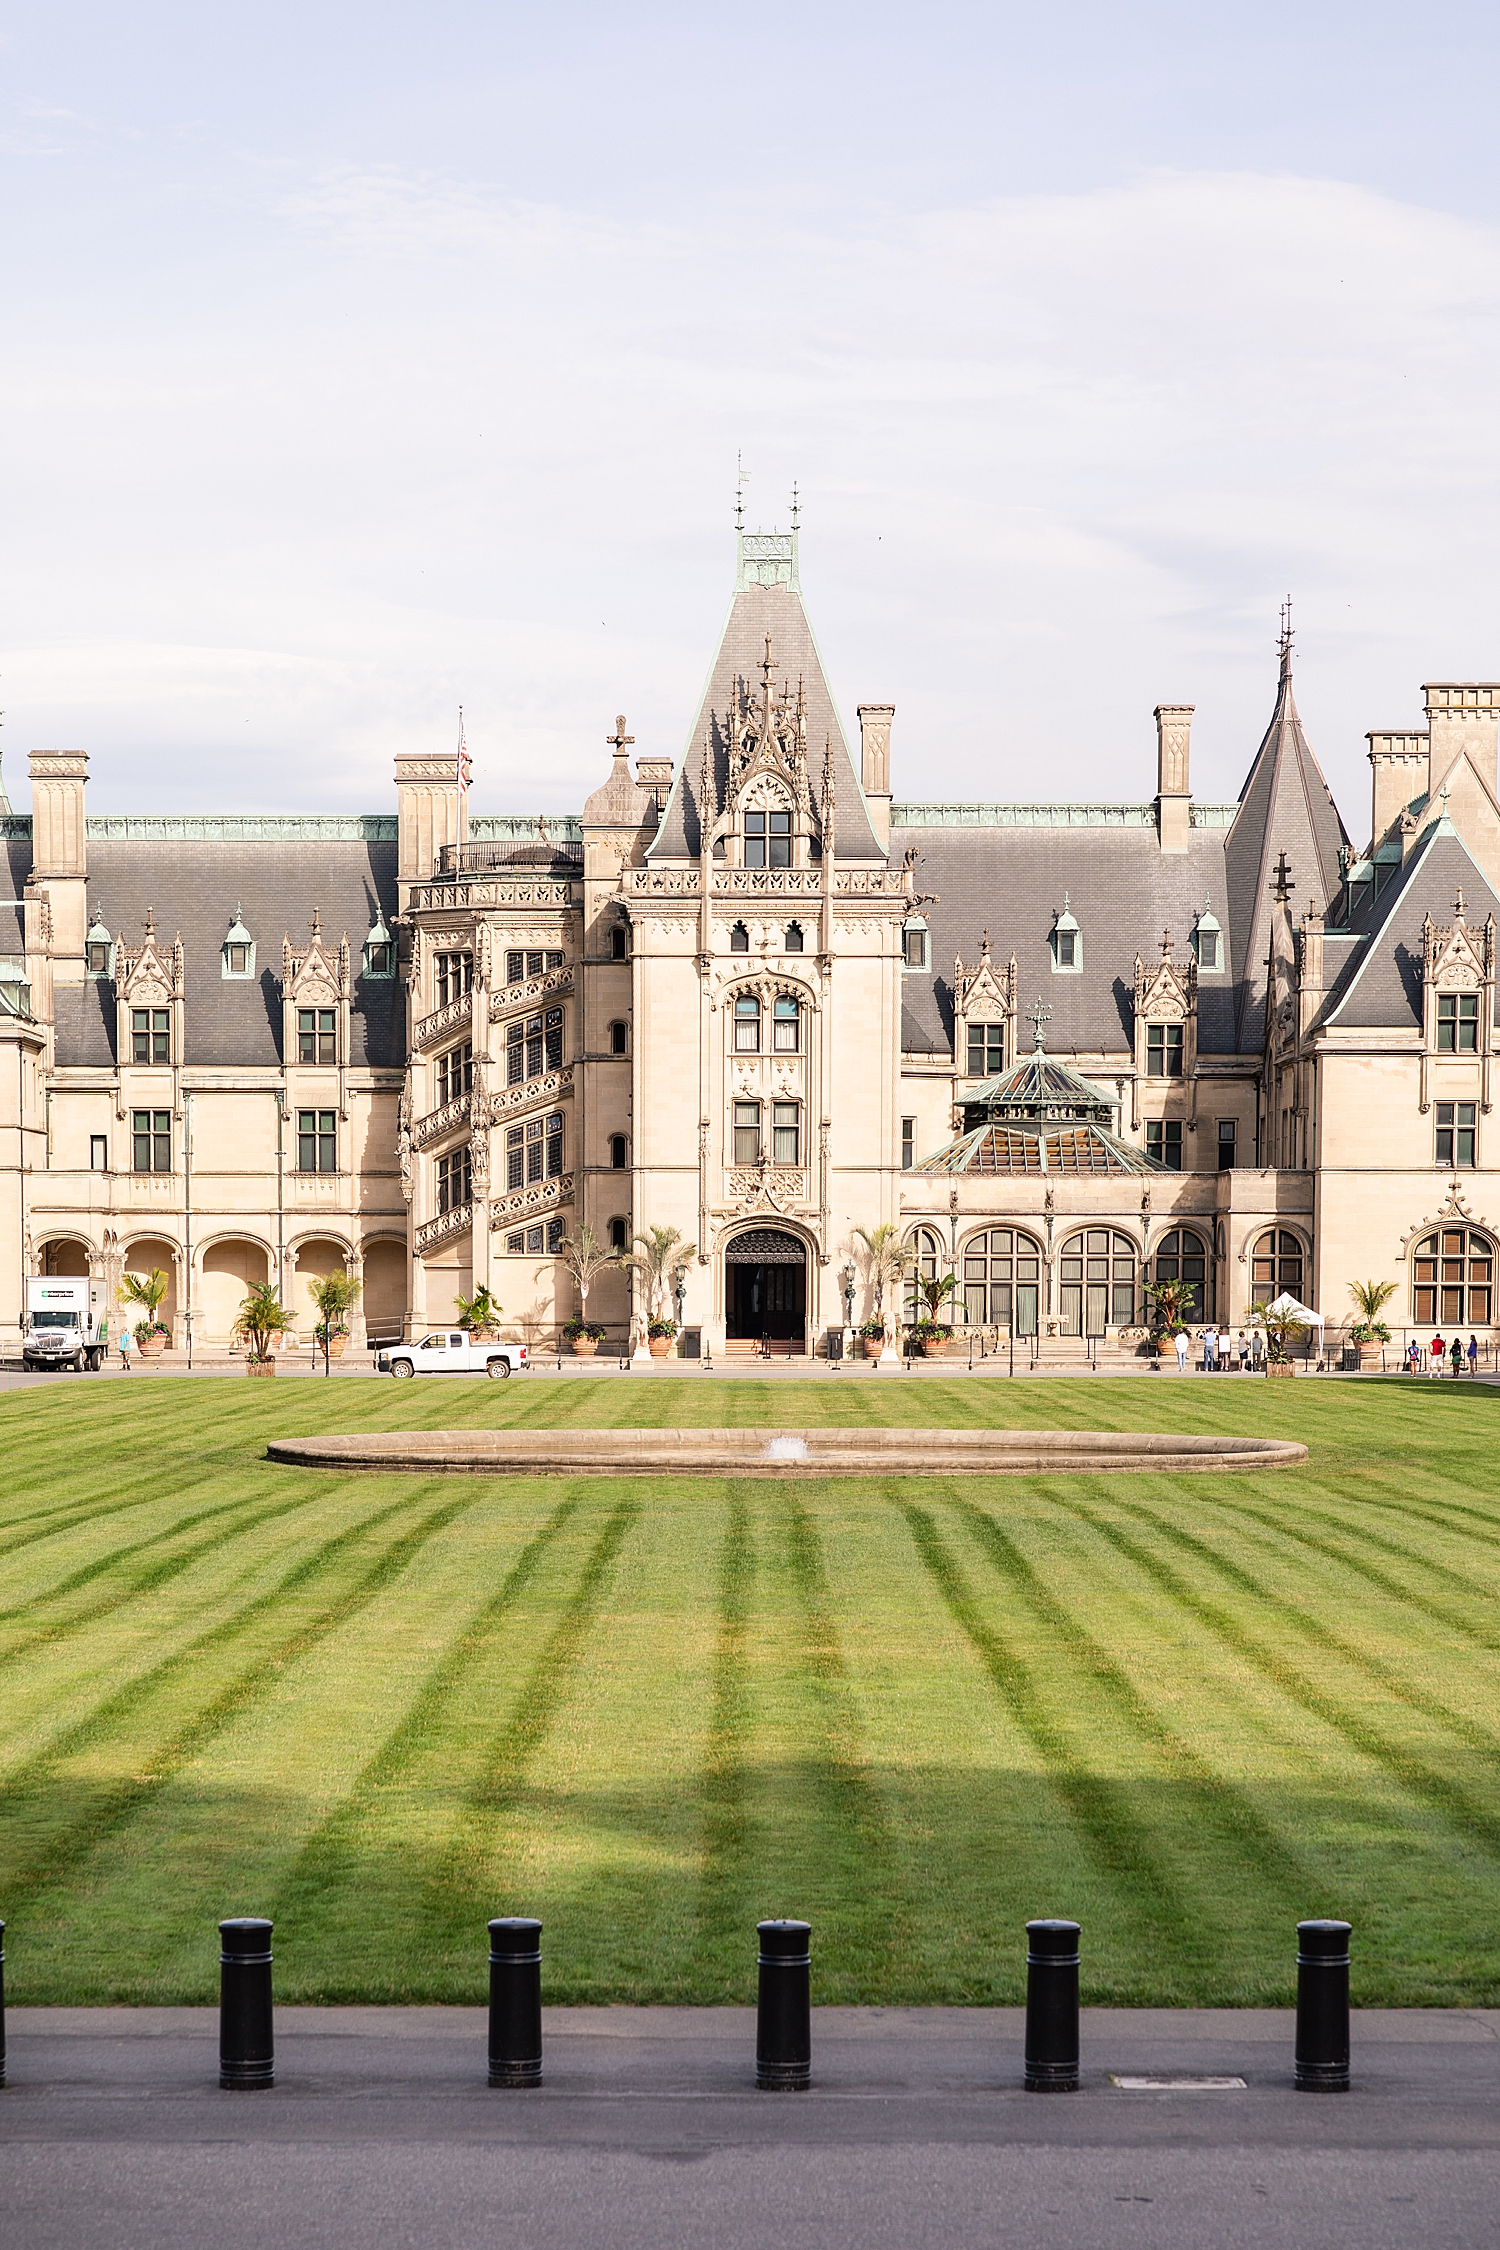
[[650, 534, 883, 863], [1321, 815, 1500, 1032], [1224, 648, 1349, 1052]]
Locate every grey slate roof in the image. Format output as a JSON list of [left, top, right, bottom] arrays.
[[891, 822, 1236, 1059], [1223, 653, 1349, 1051], [650, 581, 883, 863], [1321, 818, 1500, 1031], [55, 838, 401, 1069], [1, 830, 30, 954]]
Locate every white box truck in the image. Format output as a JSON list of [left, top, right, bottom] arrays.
[[23, 1278, 108, 1372]]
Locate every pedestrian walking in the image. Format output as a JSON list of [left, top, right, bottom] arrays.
[[1173, 1328, 1190, 1373], [1468, 1334, 1479, 1376], [1237, 1329, 1250, 1371], [119, 1324, 133, 1373], [1250, 1327, 1264, 1371], [1451, 1335, 1465, 1377], [1407, 1339, 1421, 1375], [1430, 1332, 1445, 1377], [1203, 1323, 1219, 1372]]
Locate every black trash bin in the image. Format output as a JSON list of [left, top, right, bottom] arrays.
[[826, 1328, 844, 1362]]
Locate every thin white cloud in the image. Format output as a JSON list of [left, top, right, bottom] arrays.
[[3, 163, 1498, 844]]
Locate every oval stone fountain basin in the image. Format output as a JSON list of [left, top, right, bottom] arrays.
[[266, 1428, 1307, 1477]]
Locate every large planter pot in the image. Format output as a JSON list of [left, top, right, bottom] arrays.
[[851, 1336, 870, 1360], [324, 1335, 347, 1361], [1156, 1339, 1177, 1360], [1265, 1361, 1296, 1379], [571, 1337, 598, 1357], [246, 1360, 276, 1378], [648, 1335, 673, 1358], [1357, 1342, 1382, 1370], [137, 1334, 167, 1359]]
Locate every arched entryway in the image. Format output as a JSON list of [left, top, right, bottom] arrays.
[[724, 1227, 807, 1355], [40, 1239, 91, 1278]]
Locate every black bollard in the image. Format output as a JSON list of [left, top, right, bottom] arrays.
[[488, 1918, 543, 2087], [0, 1917, 6, 2090], [1024, 1919, 1080, 2091], [1295, 1920, 1351, 2091], [756, 1920, 811, 2090], [219, 1918, 274, 2090]]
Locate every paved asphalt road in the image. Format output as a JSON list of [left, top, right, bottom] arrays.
[[3, 2006, 1499, 2249]]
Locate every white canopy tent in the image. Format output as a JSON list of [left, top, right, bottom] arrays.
[[1261, 1291, 1324, 1326]]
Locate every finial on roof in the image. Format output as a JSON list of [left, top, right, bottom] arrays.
[[310, 907, 322, 942], [736, 450, 749, 530], [1278, 597, 1294, 678], [790, 480, 800, 529], [1028, 996, 1051, 1051], [980, 928, 991, 957], [1455, 886, 1467, 922], [1160, 927, 1173, 957], [759, 632, 775, 697], [607, 714, 634, 758], [143, 907, 156, 943], [1271, 849, 1296, 903]]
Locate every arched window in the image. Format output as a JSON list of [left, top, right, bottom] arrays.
[[1059, 1230, 1137, 1335], [1153, 1228, 1211, 1321], [609, 1134, 628, 1170], [1412, 1228, 1493, 1326], [734, 995, 761, 1052], [962, 1229, 1041, 1336], [773, 995, 799, 1052], [1251, 1230, 1303, 1306], [610, 925, 628, 961], [903, 1226, 947, 1325], [729, 921, 750, 953], [784, 923, 805, 952], [609, 1020, 628, 1055], [608, 1216, 628, 1251]]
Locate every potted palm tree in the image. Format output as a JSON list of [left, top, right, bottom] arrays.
[[911, 1269, 960, 1355], [560, 1224, 614, 1354], [1347, 1278, 1397, 1370], [1247, 1302, 1307, 1377], [853, 1223, 909, 1361], [119, 1267, 170, 1356], [238, 1280, 292, 1376], [309, 1270, 362, 1367], [1143, 1277, 1196, 1359], [455, 1285, 501, 1341], [620, 1224, 696, 1357]]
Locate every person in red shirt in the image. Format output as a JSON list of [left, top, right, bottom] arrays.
[[1430, 1333, 1445, 1377]]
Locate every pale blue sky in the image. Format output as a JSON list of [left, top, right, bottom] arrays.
[[4, 2, 1499, 835]]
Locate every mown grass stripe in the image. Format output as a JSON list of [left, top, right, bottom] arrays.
[[422, 1494, 642, 1937], [0, 1483, 478, 1916], [1055, 1491, 1500, 1864], [901, 1499, 1198, 1957], [689, 1487, 753, 1983]]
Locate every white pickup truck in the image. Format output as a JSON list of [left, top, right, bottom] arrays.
[[376, 1331, 528, 1380]]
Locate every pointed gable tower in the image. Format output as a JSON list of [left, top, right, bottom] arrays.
[[649, 501, 885, 866], [1223, 612, 1349, 1052]]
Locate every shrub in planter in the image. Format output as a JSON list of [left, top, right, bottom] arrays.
[[908, 1321, 953, 1357], [315, 1322, 349, 1360], [563, 1319, 607, 1357], [245, 1357, 276, 1379], [456, 1286, 501, 1341], [136, 1322, 170, 1358], [1349, 1317, 1391, 1369], [647, 1318, 678, 1359]]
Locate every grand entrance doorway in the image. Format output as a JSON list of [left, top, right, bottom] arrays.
[[725, 1227, 807, 1355]]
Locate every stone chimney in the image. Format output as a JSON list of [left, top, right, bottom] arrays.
[[1154, 705, 1193, 854], [856, 705, 894, 851], [27, 749, 89, 978], [395, 738, 469, 910], [1424, 684, 1500, 800], [1298, 904, 1325, 1038], [1367, 730, 1429, 849]]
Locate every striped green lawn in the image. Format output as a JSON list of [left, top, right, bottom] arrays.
[[1, 1374, 1497, 2006]]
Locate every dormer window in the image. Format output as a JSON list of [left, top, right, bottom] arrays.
[[221, 906, 256, 980], [1438, 993, 1479, 1052], [298, 1007, 336, 1065], [902, 917, 929, 972], [86, 909, 113, 979], [784, 923, 805, 952], [1192, 905, 1222, 972], [1051, 896, 1082, 974], [729, 921, 750, 953], [363, 913, 395, 978], [744, 808, 791, 869]]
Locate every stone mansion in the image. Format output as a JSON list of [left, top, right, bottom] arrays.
[[3, 521, 1498, 1358]]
